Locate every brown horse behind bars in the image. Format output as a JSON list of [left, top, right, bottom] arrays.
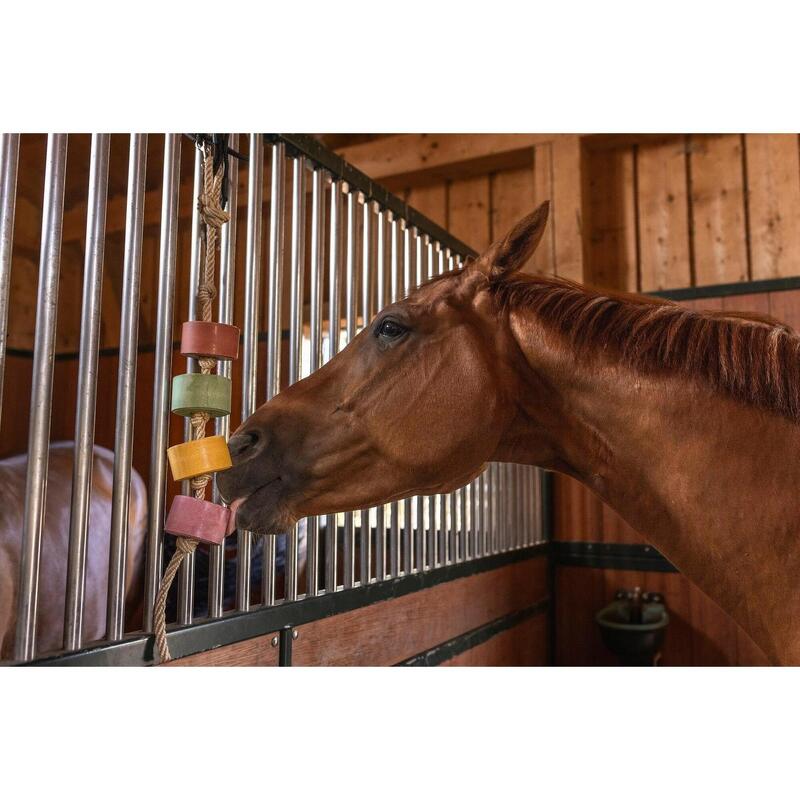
[[218, 202, 800, 665]]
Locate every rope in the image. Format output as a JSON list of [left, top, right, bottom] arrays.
[[154, 142, 230, 664]]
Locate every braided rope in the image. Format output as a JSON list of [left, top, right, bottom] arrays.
[[154, 143, 230, 664]]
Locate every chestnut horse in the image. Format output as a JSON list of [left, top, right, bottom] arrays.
[[218, 202, 800, 665], [0, 442, 147, 660]]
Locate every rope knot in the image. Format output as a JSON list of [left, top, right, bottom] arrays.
[[176, 537, 199, 556], [197, 193, 230, 229]]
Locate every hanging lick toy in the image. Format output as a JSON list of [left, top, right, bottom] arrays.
[[154, 136, 240, 664]]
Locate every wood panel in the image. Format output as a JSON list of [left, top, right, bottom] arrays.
[[551, 136, 585, 282], [291, 557, 547, 666], [405, 183, 448, 231], [162, 632, 280, 667], [530, 143, 555, 275], [689, 134, 749, 286], [441, 613, 547, 666], [636, 137, 691, 291], [555, 566, 769, 666], [447, 175, 491, 253], [745, 134, 800, 280], [584, 145, 638, 291]]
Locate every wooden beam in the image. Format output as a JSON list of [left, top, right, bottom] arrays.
[[336, 133, 554, 191]]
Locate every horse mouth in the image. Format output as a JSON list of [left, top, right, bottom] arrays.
[[226, 476, 284, 533]]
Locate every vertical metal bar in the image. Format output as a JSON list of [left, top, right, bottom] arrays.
[[263, 141, 286, 606], [424, 235, 437, 567], [325, 179, 343, 591], [106, 134, 147, 641], [142, 135, 181, 632], [413, 229, 427, 571], [373, 206, 388, 579], [307, 168, 326, 596], [210, 133, 239, 617], [388, 215, 400, 576], [14, 134, 67, 661], [178, 147, 203, 624], [63, 135, 111, 649], [342, 188, 358, 589], [402, 221, 414, 573], [237, 134, 264, 612], [284, 153, 306, 604], [0, 134, 20, 435], [358, 199, 374, 585]]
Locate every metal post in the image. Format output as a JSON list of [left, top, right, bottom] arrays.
[[373, 207, 388, 580], [238, 134, 264, 612], [14, 134, 68, 661], [325, 178, 343, 592], [106, 134, 147, 642], [307, 168, 326, 596], [64, 134, 110, 649], [263, 141, 286, 607], [341, 189, 358, 589], [0, 134, 20, 435], [140, 135, 181, 632], [178, 147, 203, 624], [388, 215, 400, 576], [402, 221, 414, 573], [285, 153, 306, 603], [210, 133, 239, 617], [358, 200, 374, 585]]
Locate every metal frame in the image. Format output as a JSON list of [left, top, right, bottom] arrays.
[[25, 545, 548, 666]]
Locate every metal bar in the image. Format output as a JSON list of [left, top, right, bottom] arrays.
[[373, 207, 388, 579], [424, 235, 438, 568], [0, 134, 20, 435], [413, 229, 426, 572], [63, 134, 111, 649], [402, 220, 414, 574], [14, 134, 68, 661], [307, 168, 326, 596], [178, 147, 203, 624], [388, 215, 400, 576], [237, 134, 264, 612], [106, 135, 147, 641], [342, 188, 358, 589], [284, 153, 306, 604], [31, 545, 547, 666], [267, 135, 478, 262], [325, 178, 343, 592], [359, 199, 374, 585], [142, 135, 181, 632], [263, 141, 286, 607], [209, 133, 239, 618]]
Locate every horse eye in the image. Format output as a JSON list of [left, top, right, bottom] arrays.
[[377, 319, 406, 339]]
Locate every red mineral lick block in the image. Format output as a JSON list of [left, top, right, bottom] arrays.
[[164, 495, 233, 546], [180, 321, 240, 361]]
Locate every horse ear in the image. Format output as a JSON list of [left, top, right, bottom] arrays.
[[473, 201, 550, 278]]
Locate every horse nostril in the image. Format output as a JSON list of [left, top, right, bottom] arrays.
[[229, 430, 261, 460]]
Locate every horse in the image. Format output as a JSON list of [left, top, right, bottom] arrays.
[[217, 201, 800, 666], [0, 442, 148, 660]]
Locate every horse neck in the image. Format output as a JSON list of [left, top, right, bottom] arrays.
[[501, 305, 800, 664]]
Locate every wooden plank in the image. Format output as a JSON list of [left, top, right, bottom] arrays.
[[162, 632, 280, 667], [689, 134, 749, 286], [441, 613, 547, 666], [636, 137, 691, 291], [336, 133, 557, 190], [292, 558, 548, 666], [551, 136, 585, 282], [405, 183, 448, 231], [531, 143, 555, 275], [490, 162, 535, 260], [721, 291, 769, 317], [583, 146, 638, 291], [745, 134, 800, 279], [447, 175, 491, 253]]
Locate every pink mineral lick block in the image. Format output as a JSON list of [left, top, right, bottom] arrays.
[[164, 495, 233, 545]]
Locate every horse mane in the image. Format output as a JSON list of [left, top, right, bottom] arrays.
[[490, 272, 800, 423]]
